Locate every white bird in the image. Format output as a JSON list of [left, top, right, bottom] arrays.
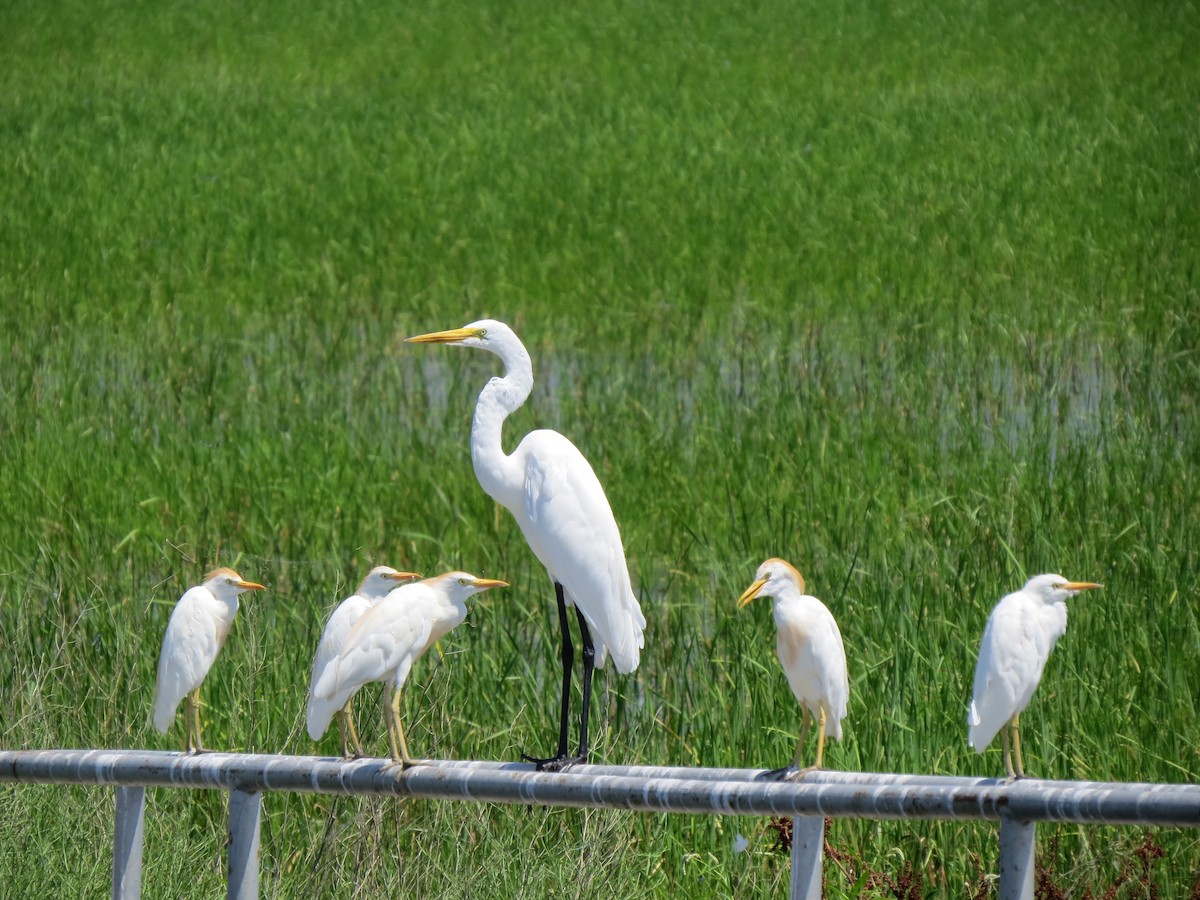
[[968, 573, 1102, 778], [406, 320, 645, 770], [152, 567, 266, 753], [306, 566, 421, 757], [313, 571, 508, 767], [737, 558, 849, 777]]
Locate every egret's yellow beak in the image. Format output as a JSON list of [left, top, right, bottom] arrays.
[[386, 571, 423, 581], [1062, 581, 1103, 592], [237, 580, 267, 592], [405, 327, 482, 345], [472, 578, 510, 590], [737, 578, 768, 608]]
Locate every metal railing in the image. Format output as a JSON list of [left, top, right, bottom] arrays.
[[2, 749, 1197, 899]]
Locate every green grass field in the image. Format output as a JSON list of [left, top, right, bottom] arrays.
[[2, 0, 1198, 894]]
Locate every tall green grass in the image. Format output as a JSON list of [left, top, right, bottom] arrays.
[[2, 0, 1198, 894]]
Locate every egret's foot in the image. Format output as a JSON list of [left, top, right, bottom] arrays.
[[341, 751, 366, 761], [186, 746, 213, 756], [757, 764, 820, 782], [385, 757, 423, 772], [522, 752, 586, 772], [756, 764, 799, 782]]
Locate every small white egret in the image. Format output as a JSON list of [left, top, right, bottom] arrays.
[[968, 573, 1102, 778], [737, 558, 849, 778], [406, 320, 645, 770], [307, 566, 421, 757], [152, 567, 266, 753], [313, 571, 508, 767]]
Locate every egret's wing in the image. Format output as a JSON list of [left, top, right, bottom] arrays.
[[819, 608, 850, 738], [318, 596, 433, 699], [376, 591, 438, 692], [968, 598, 1036, 750], [517, 430, 645, 673], [391, 615, 435, 692], [152, 588, 223, 733], [775, 598, 849, 739], [307, 689, 358, 740], [307, 595, 371, 740]]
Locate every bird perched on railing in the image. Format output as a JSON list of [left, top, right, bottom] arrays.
[[307, 566, 420, 758], [406, 320, 645, 771], [968, 573, 1102, 778], [312, 571, 507, 767], [152, 567, 266, 753], [737, 558, 849, 779]]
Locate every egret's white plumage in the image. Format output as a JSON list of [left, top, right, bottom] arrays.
[[313, 571, 507, 766], [968, 573, 1102, 778], [406, 320, 645, 768], [306, 566, 420, 757], [152, 567, 266, 752], [738, 558, 848, 774]]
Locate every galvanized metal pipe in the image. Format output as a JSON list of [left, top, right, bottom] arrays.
[[112, 785, 145, 900], [789, 816, 824, 900], [2, 750, 1197, 827], [998, 816, 1036, 900], [227, 789, 261, 900], [447, 759, 994, 787]]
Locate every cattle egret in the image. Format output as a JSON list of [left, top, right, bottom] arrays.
[[737, 558, 849, 778], [406, 320, 645, 770], [152, 567, 266, 753], [307, 566, 420, 757], [968, 573, 1102, 778], [313, 571, 507, 767]]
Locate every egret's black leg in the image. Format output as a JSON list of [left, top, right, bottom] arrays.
[[552, 583, 573, 759], [523, 583, 577, 770], [575, 606, 595, 762]]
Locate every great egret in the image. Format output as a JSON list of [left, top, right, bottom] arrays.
[[152, 567, 266, 753], [406, 320, 645, 770], [312, 571, 508, 767], [307, 566, 420, 757], [968, 573, 1102, 778], [737, 558, 848, 778]]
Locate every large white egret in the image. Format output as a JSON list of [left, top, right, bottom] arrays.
[[306, 565, 421, 757], [312, 571, 508, 767], [737, 558, 848, 778], [406, 320, 645, 770], [968, 573, 1102, 778], [152, 567, 266, 753]]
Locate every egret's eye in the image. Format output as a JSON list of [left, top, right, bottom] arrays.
[[478, 329, 487, 338], [459, 578, 470, 585]]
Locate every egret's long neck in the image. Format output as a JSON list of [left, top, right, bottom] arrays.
[[212, 594, 240, 648], [1043, 599, 1069, 644], [429, 597, 470, 646], [470, 342, 533, 504], [771, 580, 805, 609]]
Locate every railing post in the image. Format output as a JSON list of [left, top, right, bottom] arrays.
[[112, 785, 146, 900], [227, 789, 262, 900], [789, 815, 824, 900], [998, 815, 1035, 900]]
